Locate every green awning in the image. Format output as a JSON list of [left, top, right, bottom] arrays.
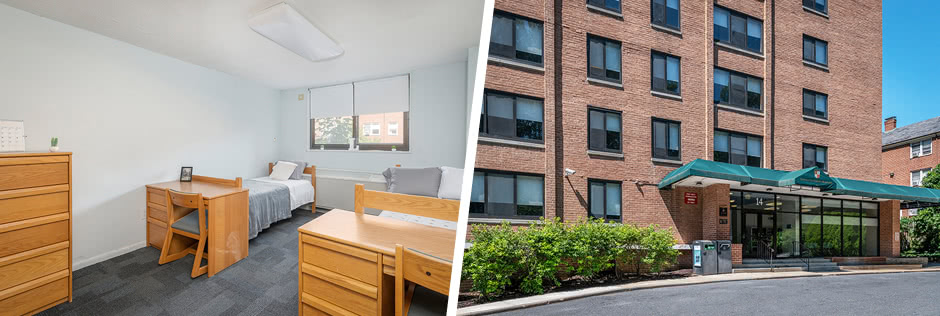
[[658, 159, 940, 203]]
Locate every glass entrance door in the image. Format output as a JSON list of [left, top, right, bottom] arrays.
[[741, 212, 774, 258]]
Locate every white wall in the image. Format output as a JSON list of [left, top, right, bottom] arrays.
[[0, 4, 281, 269], [277, 62, 469, 175]]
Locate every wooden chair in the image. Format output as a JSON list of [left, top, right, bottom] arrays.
[[395, 244, 452, 316], [353, 184, 459, 222], [157, 189, 210, 278]]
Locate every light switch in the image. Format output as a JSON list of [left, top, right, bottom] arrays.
[[298, 94, 305, 101]]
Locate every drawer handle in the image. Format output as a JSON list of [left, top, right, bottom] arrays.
[[425, 271, 431, 276]]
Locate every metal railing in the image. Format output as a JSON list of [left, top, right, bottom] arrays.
[[756, 239, 775, 271], [793, 240, 810, 271]]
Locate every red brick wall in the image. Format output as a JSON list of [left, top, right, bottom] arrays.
[[882, 137, 939, 187], [880, 200, 900, 257]]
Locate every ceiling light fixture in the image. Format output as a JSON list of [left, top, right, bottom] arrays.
[[249, 3, 343, 62]]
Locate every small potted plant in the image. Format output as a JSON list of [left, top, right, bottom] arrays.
[[49, 137, 59, 152], [391, 145, 397, 152]]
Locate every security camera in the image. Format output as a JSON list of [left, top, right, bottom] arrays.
[[564, 168, 576, 176]]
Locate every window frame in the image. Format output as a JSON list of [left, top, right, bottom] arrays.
[[912, 168, 932, 187], [651, 118, 682, 161], [469, 169, 546, 219], [713, 6, 763, 54], [802, 89, 829, 119], [489, 10, 545, 66], [911, 139, 933, 158], [587, 34, 623, 83], [714, 129, 762, 167], [802, 143, 828, 171], [310, 113, 410, 151], [651, 0, 681, 31], [713, 67, 763, 112], [587, 179, 623, 222], [651, 51, 681, 96], [587, 0, 622, 13], [802, 0, 828, 15], [802, 35, 829, 66], [587, 107, 623, 153], [480, 89, 545, 144]]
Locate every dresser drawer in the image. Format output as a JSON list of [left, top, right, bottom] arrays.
[[0, 220, 69, 258], [0, 248, 68, 292], [301, 293, 356, 316], [148, 205, 168, 223], [148, 188, 166, 207], [0, 275, 68, 315], [148, 220, 167, 249], [302, 235, 378, 286], [0, 163, 69, 192], [302, 266, 377, 316], [0, 191, 69, 226]]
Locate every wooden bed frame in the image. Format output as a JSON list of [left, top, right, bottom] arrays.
[[268, 162, 317, 211], [353, 184, 459, 222]]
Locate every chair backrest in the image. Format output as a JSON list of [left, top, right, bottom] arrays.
[[395, 244, 452, 316], [165, 189, 204, 225], [353, 184, 459, 222]]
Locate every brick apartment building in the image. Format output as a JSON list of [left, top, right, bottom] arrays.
[[882, 116, 940, 217], [469, 0, 930, 265]]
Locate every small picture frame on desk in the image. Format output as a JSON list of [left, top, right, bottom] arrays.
[[180, 167, 193, 182]]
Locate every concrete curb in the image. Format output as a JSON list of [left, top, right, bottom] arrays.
[[456, 268, 940, 315]]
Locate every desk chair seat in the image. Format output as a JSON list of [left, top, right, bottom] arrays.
[[171, 211, 208, 235], [405, 286, 448, 316]]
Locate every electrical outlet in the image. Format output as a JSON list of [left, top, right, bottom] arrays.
[[298, 94, 305, 101], [274, 137, 277, 142]]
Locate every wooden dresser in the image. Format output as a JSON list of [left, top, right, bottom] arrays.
[[0, 152, 73, 315]]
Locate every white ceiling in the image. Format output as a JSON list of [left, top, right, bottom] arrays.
[[1, 0, 484, 90]]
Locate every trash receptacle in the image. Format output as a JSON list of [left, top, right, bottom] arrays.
[[716, 240, 732, 274], [693, 240, 717, 275]]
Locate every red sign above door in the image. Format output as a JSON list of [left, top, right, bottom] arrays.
[[684, 192, 698, 205]]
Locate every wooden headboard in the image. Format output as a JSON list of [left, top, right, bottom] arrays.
[[269, 162, 317, 211], [353, 184, 459, 222]]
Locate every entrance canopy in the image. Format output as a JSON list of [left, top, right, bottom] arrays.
[[659, 159, 940, 209]]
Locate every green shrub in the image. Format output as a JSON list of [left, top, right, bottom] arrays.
[[461, 223, 525, 299], [640, 225, 681, 274], [517, 218, 566, 294], [563, 218, 621, 279]]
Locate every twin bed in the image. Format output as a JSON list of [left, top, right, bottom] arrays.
[[242, 162, 317, 239]]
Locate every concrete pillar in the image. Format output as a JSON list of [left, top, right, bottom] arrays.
[[879, 200, 901, 257]]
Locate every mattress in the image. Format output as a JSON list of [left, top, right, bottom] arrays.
[[243, 176, 316, 239]]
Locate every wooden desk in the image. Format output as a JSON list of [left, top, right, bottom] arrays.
[[297, 210, 456, 316], [145, 178, 249, 277]]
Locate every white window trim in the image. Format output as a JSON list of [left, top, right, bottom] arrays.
[[912, 168, 932, 187], [911, 139, 933, 158]]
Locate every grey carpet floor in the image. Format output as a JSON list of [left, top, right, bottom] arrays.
[[39, 208, 324, 316]]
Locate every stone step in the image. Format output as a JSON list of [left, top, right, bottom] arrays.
[[734, 262, 838, 269], [732, 267, 806, 273], [742, 258, 833, 264]]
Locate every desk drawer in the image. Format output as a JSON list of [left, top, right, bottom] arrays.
[[0, 220, 69, 258], [0, 163, 69, 192], [0, 191, 69, 226], [301, 293, 356, 316], [302, 271, 376, 316], [302, 236, 378, 286], [148, 188, 166, 207], [0, 275, 68, 315], [0, 248, 68, 292], [148, 205, 167, 223], [148, 220, 167, 249]]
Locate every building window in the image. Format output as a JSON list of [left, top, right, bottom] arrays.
[[470, 170, 544, 218], [803, 144, 828, 171], [802, 89, 828, 119], [803, 35, 828, 66], [490, 11, 544, 66], [911, 139, 933, 157], [714, 130, 761, 167], [312, 112, 408, 151], [912, 168, 932, 187], [588, 180, 622, 222], [651, 51, 681, 95], [588, 35, 622, 83], [652, 118, 681, 161], [480, 90, 544, 142], [803, 0, 827, 14], [714, 6, 762, 54], [587, 0, 621, 13], [651, 0, 680, 30], [388, 122, 398, 136], [588, 108, 622, 153], [714, 68, 762, 111]]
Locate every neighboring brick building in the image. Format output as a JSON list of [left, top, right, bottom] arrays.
[[882, 116, 940, 217], [471, 0, 899, 265]]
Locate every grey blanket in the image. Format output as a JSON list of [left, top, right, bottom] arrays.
[[244, 180, 292, 239]]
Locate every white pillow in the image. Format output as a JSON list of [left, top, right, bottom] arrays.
[[270, 161, 297, 181], [437, 166, 464, 200]]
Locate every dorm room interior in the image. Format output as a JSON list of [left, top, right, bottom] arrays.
[[0, 0, 483, 315]]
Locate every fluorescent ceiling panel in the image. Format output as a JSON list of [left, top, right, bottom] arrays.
[[248, 3, 343, 62]]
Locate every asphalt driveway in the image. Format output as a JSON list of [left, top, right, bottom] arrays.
[[496, 272, 940, 316]]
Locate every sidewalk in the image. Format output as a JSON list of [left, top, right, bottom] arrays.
[[456, 266, 940, 315]]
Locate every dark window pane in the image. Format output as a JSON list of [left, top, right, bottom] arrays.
[[803, 91, 814, 116], [589, 110, 605, 150], [667, 56, 680, 94], [590, 182, 605, 218], [517, 175, 544, 216], [589, 38, 605, 78], [730, 14, 747, 48], [730, 73, 747, 106], [652, 53, 666, 91], [803, 0, 814, 8], [803, 37, 814, 61], [666, 0, 680, 28], [515, 19, 543, 64], [606, 183, 621, 220], [746, 18, 762, 53], [730, 134, 747, 165], [605, 113, 621, 151], [605, 42, 621, 81], [815, 0, 827, 13], [746, 77, 761, 109], [714, 131, 729, 163], [816, 146, 827, 170], [747, 136, 761, 167], [652, 0, 666, 25], [516, 97, 543, 140], [486, 93, 515, 138], [653, 121, 666, 158], [803, 144, 816, 168], [815, 94, 827, 117], [490, 14, 514, 58], [714, 8, 729, 43], [714, 69, 729, 103], [470, 172, 485, 213], [589, 0, 621, 12], [815, 40, 827, 65], [486, 173, 515, 217], [668, 123, 680, 159]]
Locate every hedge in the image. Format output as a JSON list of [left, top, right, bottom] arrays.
[[461, 218, 680, 299]]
